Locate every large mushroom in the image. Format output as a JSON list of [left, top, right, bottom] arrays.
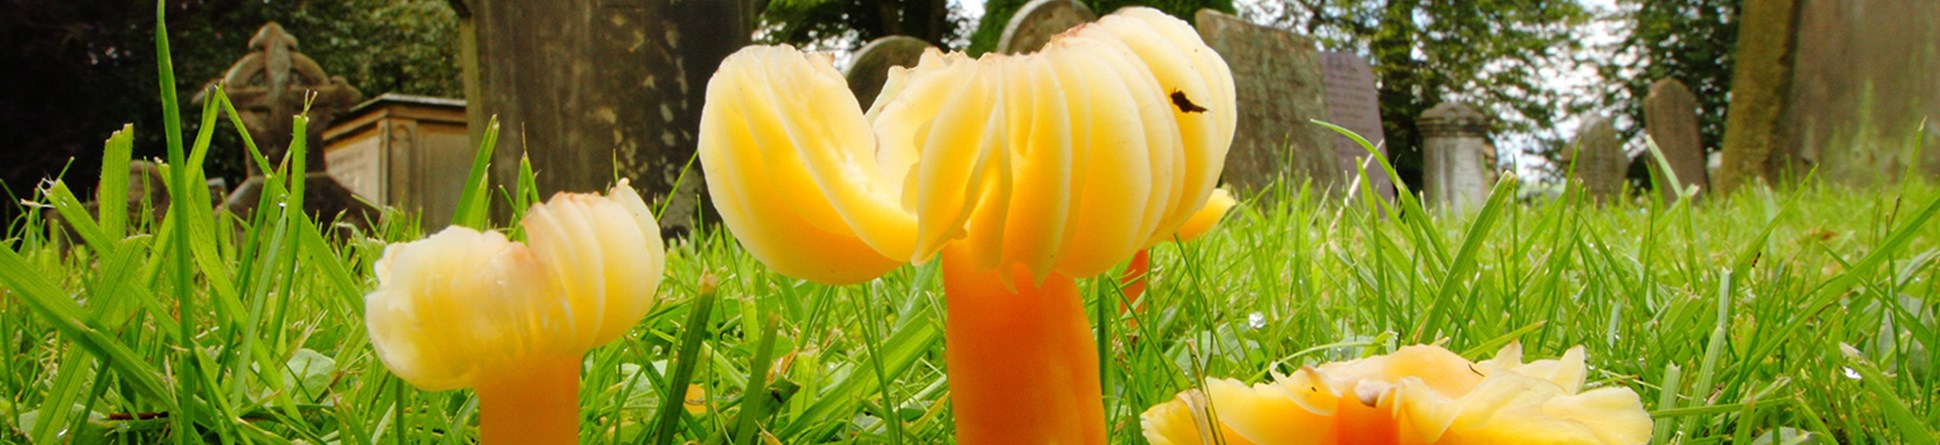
[[364, 181, 667, 444], [697, 8, 1234, 443]]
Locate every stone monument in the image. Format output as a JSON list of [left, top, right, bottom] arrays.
[[454, 0, 749, 236], [1318, 51, 1394, 200], [197, 22, 375, 228], [1566, 115, 1626, 201], [1644, 78, 1707, 200], [321, 94, 471, 230], [844, 36, 936, 110], [1784, 0, 1940, 184], [997, 0, 1096, 54], [1419, 102, 1495, 211], [1194, 10, 1342, 194]]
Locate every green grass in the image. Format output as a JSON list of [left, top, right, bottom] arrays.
[[2, 5, 1938, 444]]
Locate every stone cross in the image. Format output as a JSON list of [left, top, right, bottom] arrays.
[[199, 22, 373, 227], [1419, 102, 1496, 211], [1318, 51, 1394, 200], [1566, 115, 1626, 201], [1644, 78, 1707, 200], [1194, 10, 1342, 195], [845, 36, 935, 110], [207, 23, 364, 176], [997, 0, 1096, 54]]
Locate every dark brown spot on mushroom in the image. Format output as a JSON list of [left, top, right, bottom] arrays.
[[1170, 90, 1207, 114]]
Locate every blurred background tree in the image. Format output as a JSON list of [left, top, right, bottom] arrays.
[[0, 0, 459, 224]]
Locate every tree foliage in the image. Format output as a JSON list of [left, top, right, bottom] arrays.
[[755, 0, 962, 52], [0, 0, 460, 222], [966, 0, 1233, 56], [1251, 0, 1589, 188]]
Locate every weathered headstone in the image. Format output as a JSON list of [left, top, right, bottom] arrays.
[[844, 36, 935, 110], [1194, 10, 1342, 194], [1785, 0, 1940, 184], [1318, 51, 1394, 200], [1419, 102, 1495, 211], [197, 22, 375, 228], [1644, 78, 1707, 200], [1715, 0, 1802, 194], [321, 94, 472, 230], [1566, 116, 1626, 201], [456, 0, 749, 236], [997, 0, 1096, 54]]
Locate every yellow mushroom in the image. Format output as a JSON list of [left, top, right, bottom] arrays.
[[365, 180, 666, 444], [698, 8, 1233, 444], [1140, 342, 1653, 445]]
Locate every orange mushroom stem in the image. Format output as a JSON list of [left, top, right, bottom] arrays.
[[473, 355, 581, 444], [942, 247, 1107, 444]]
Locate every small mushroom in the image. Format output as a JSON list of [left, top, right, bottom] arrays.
[[365, 180, 666, 444]]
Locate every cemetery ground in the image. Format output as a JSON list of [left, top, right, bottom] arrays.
[[2, 13, 1939, 445], [3, 118, 1938, 443]]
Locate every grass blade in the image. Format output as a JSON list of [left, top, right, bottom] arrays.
[[97, 125, 135, 239], [451, 116, 501, 229], [654, 274, 719, 445]]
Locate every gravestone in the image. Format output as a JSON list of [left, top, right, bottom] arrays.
[[1418, 102, 1495, 211], [197, 22, 375, 228], [456, 0, 749, 236], [1194, 10, 1342, 194], [1715, 0, 1801, 193], [1318, 51, 1394, 200], [1566, 115, 1626, 201], [1644, 78, 1707, 200], [997, 0, 1096, 54], [845, 36, 935, 110]]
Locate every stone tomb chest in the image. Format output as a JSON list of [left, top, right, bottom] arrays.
[[322, 94, 471, 229]]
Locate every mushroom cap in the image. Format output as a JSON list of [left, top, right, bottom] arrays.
[[698, 7, 1235, 285], [365, 181, 666, 391], [1140, 343, 1653, 445]]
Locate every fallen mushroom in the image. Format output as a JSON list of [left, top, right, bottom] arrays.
[[1141, 342, 1652, 445]]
